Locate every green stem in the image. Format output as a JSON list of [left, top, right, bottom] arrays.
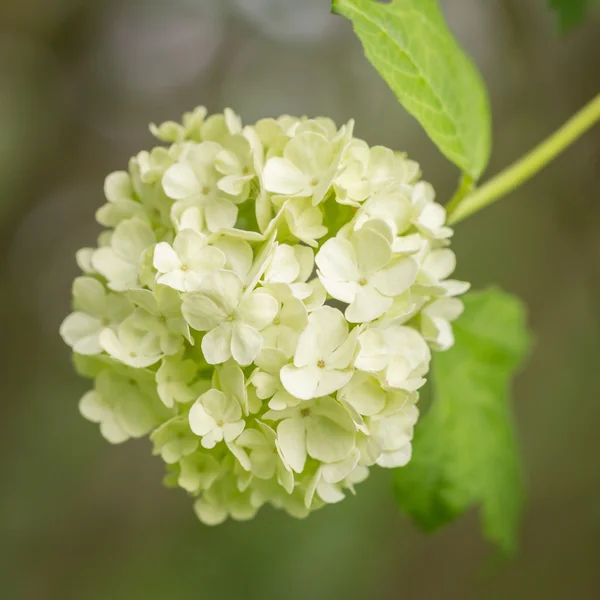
[[447, 93, 600, 225]]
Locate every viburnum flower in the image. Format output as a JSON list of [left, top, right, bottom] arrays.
[[316, 225, 418, 323], [153, 229, 226, 292], [60, 277, 131, 355], [280, 306, 359, 400], [61, 107, 468, 525], [91, 218, 155, 291], [189, 388, 245, 449], [181, 270, 279, 366]]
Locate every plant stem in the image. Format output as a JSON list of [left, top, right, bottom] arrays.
[[447, 93, 600, 225]]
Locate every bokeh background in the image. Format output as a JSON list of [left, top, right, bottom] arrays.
[[1, 1, 599, 598]]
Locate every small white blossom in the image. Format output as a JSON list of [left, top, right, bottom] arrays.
[[264, 396, 356, 473], [182, 270, 278, 366], [235, 421, 294, 493], [155, 355, 198, 408], [262, 243, 314, 300], [153, 229, 226, 292], [215, 135, 255, 198], [151, 417, 199, 464], [316, 224, 418, 323], [189, 388, 245, 449], [60, 277, 131, 355], [162, 143, 239, 233], [420, 297, 465, 351], [280, 306, 359, 400], [96, 171, 145, 227], [263, 128, 348, 206], [370, 399, 419, 468], [92, 218, 155, 291], [355, 325, 431, 391]]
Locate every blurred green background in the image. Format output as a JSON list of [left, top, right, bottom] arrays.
[[1, 1, 599, 598]]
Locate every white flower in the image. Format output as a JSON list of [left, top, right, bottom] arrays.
[[162, 143, 239, 233], [420, 297, 464, 351], [250, 348, 299, 411], [334, 141, 419, 204], [150, 105, 208, 143], [153, 229, 226, 292], [215, 135, 255, 198], [127, 286, 193, 347], [182, 270, 278, 366], [99, 310, 165, 368], [338, 372, 415, 432], [177, 451, 221, 493], [316, 224, 418, 323], [151, 417, 199, 464], [263, 396, 356, 472], [370, 400, 419, 468], [193, 473, 256, 525], [280, 306, 359, 400], [189, 388, 245, 449], [337, 371, 387, 417], [92, 218, 155, 291], [201, 108, 243, 144], [354, 188, 411, 237], [96, 171, 145, 227], [75, 248, 96, 274], [155, 355, 198, 408], [211, 236, 253, 281], [235, 421, 294, 493], [60, 277, 131, 355], [263, 130, 344, 206], [414, 247, 470, 297], [214, 359, 250, 417], [410, 182, 452, 240], [284, 197, 327, 247], [99, 287, 192, 368], [262, 243, 314, 300], [79, 370, 169, 444], [316, 462, 370, 505], [355, 325, 431, 391], [260, 296, 308, 358]]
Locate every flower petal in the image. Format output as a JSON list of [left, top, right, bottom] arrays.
[[201, 322, 233, 364], [162, 163, 200, 199], [263, 157, 308, 195], [237, 291, 278, 330], [181, 293, 227, 331], [205, 197, 238, 232], [315, 237, 358, 282], [280, 364, 320, 400], [153, 242, 181, 274], [351, 226, 391, 277], [60, 312, 103, 355], [306, 415, 355, 464], [423, 248, 456, 281], [212, 237, 253, 279], [277, 417, 307, 473], [372, 257, 418, 297], [346, 285, 392, 324], [307, 306, 349, 357], [317, 274, 357, 304], [315, 369, 353, 397], [72, 277, 107, 316], [231, 322, 263, 366]]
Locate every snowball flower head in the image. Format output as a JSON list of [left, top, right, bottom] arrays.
[[61, 107, 468, 524]]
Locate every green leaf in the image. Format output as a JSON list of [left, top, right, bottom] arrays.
[[548, 0, 598, 31], [394, 288, 532, 553], [332, 0, 491, 180]]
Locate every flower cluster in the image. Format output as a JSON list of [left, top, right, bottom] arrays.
[[61, 107, 468, 524]]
